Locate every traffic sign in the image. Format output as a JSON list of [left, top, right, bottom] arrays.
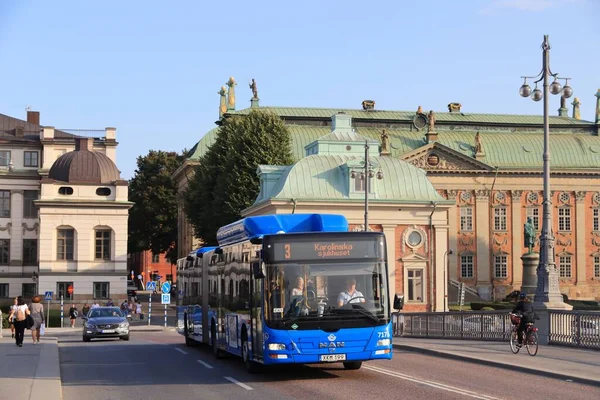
[[161, 282, 171, 294], [67, 285, 74, 295], [146, 281, 156, 291], [161, 293, 171, 304], [44, 291, 53, 301]]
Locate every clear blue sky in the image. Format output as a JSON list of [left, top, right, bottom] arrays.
[[1, 0, 598, 179]]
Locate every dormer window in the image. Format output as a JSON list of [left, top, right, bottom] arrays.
[[58, 187, 74, 195], [96, 187, 111, 196]]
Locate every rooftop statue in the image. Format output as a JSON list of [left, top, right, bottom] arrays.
[[249, 78, 258, 99]]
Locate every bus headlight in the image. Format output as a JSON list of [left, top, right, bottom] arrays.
[[268, 343, 287, 351], [377, 339, 391, 347]]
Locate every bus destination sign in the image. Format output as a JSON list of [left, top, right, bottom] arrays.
[[266, 236, 383, 262]]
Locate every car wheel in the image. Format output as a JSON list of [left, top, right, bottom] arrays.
[[83, 335, 91, 342], [120, 335, 130, 341]]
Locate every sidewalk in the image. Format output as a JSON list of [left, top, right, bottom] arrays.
[[393, 337, 600, 386], [0, 334, 61, 400]]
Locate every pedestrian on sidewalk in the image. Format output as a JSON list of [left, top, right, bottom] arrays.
[[29, 296, 45, 344], [9, 297, 18, 339], [91, 301, 100, 309], [82, 303, 90, 318], [69, 304, 79, 328], [136, 302, 142, 320], [106, 299, 114, 307], [9, 296, 30, 347]]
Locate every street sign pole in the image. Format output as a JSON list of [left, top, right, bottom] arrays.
[[60, 295, 64, 328], [148, 294, 152, 326], [164, 303, 167, 328], [44, 292, 53, 328]]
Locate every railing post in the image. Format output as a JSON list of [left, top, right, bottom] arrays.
[[442, 314, 446, 337]]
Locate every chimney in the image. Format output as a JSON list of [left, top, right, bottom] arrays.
[[105, 127, 116, 141], [27, 111, 40, 125], [558, 96, 568, 117], [448, 103, 462, 113], [15, 126, 24, 137], [75, 137, 94, 151], [572, 98, 581, 120], [42, 126, 55, 140]]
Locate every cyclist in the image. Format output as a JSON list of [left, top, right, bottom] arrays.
[[511, 292, 536, 347]]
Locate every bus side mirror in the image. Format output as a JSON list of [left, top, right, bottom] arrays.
[[252, 262, 265, 279], [393, 294, 404, 310]]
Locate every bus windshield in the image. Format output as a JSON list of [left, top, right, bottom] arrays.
[[264, 261, 389, 330]]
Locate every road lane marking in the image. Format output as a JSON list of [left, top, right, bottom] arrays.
[[62, 363, 146, 367], [364, 365, 501, 400], [197, 360, 214, 369], [174, 348, 188, 355], [224, 376, 253, 390]]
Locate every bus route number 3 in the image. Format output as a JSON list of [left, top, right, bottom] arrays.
[[284, 244, 291, 259]]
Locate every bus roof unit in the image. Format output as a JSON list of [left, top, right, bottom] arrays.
[[216, 214, 348, 246]]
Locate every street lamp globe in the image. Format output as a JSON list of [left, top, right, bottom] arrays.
[[531, 87, 543, 102], [350, 170, 356, 179], [519, 83, 532, 97], [562, 84, 573, 99], [376, 170, 384, 180], [549, 80, 562, 95], [368, 169, 375, 178]]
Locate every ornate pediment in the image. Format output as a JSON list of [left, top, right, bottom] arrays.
[[401, 143, 493, 172]]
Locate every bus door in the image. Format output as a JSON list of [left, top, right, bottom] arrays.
[[250, 260, 264, 361]]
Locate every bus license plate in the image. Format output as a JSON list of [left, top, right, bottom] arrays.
[[320, 354, 346, 362]]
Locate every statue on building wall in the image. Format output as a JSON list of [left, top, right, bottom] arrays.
[[249, 78, 258, 99], [381, 129, 390, 155], [475, 132, 483, 154], [427, 110, 436, 132], [524, 217, 536, 254]]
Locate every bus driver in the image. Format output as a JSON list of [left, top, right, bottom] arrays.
[[337, 278, 365, 306]]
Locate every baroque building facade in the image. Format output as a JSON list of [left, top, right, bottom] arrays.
[[0, 110, 131, 301], [176, 81, 600, 304]]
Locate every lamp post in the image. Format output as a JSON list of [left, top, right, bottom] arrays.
[[350, 140, 383, 231], [519, 35, 572, 304], [443, 249, 453, 311]]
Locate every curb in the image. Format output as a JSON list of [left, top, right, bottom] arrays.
[[393, 344, 600, 387]]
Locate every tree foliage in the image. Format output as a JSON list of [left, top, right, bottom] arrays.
[[184, 110, 294, 244], [128, 150, 183, 264]]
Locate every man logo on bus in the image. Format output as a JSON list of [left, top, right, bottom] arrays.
[[328, 334, 336, 341]]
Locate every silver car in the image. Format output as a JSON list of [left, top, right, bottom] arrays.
[[82, 307, 130, 342]]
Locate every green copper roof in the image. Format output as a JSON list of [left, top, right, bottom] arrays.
[[256, 154, 446, 205], [185, 127, 220, 161], [229, 106, 595, 126]]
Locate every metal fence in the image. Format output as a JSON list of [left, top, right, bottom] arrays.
[[393, 310, 600, 350], [549, 310, 600, 349]]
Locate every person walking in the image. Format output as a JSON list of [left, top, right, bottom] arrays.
[[81, 303, 90, 318], [69, 304, 79, 328], [9, 296, 30, 347], [29, 296, 45, 344], [9, 297, 18, 339], [136, 302, 142, 320]]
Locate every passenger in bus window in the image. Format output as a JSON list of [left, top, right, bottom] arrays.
[[292, 277, 304, 296], [337, 278, 365, 306]]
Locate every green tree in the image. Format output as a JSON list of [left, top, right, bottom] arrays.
[[185, 110, 294, 244], [128, 150, 183, 264]]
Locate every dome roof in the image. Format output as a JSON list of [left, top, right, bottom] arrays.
[[49, 138, 120, 184]]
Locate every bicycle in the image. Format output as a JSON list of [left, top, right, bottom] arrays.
[[509, 313, 538, 356]]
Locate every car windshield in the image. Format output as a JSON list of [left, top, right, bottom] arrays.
[[264, 261, 389, 330], [88, 308, 124, 318]]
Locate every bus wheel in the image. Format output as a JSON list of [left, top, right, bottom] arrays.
[[242, 336, 260, 373], [343, 361, 362, 370]]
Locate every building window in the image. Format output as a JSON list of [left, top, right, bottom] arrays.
[[57, 282, 73, 300], [22, 283, 36, 298], [558, 256, 572, 278], [594, 256, 600, 279], [558, 208, 571, 231], [460, 207, 473, 231], [0, 150, 10, 167], [494, 207, 507, 231], [494, 255, 508, 278], [24, 151, 39, 167], [23, 190, 39, 218], [152, 254, 160, 263], [0, 283, 8, 297], [96, 187, 111, 196], [58, 187, 74, 195], [594, 209, 599, 232], [0, 239, 9, 265], [23, 239, 38, 265], [93, 282, 110, 299], [95, 230, 111, 260], [0, 190, 10, 217], [354, 174, 365, 192], [526, 207, 540, 230], [407, 269, 423, 302], [461, 255, 474, 278], [57, 229, 74, 260]]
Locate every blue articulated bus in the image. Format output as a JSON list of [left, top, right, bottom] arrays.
[[177, 213, 393, 372]]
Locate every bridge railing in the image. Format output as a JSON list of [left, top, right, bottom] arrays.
[[393, 310, 600, 350], [548, 310, 600, 349]]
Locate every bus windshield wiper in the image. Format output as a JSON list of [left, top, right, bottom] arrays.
[[334, 306, 380, 322]]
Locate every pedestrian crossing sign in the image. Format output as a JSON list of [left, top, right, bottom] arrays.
[[44, 291, 53, 301]]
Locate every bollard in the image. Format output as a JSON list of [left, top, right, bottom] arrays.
[[148, 294, 152, 326], [60, 295, 64, 328], [0, 309, 3, 338], [164, 303, 167, 328]]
